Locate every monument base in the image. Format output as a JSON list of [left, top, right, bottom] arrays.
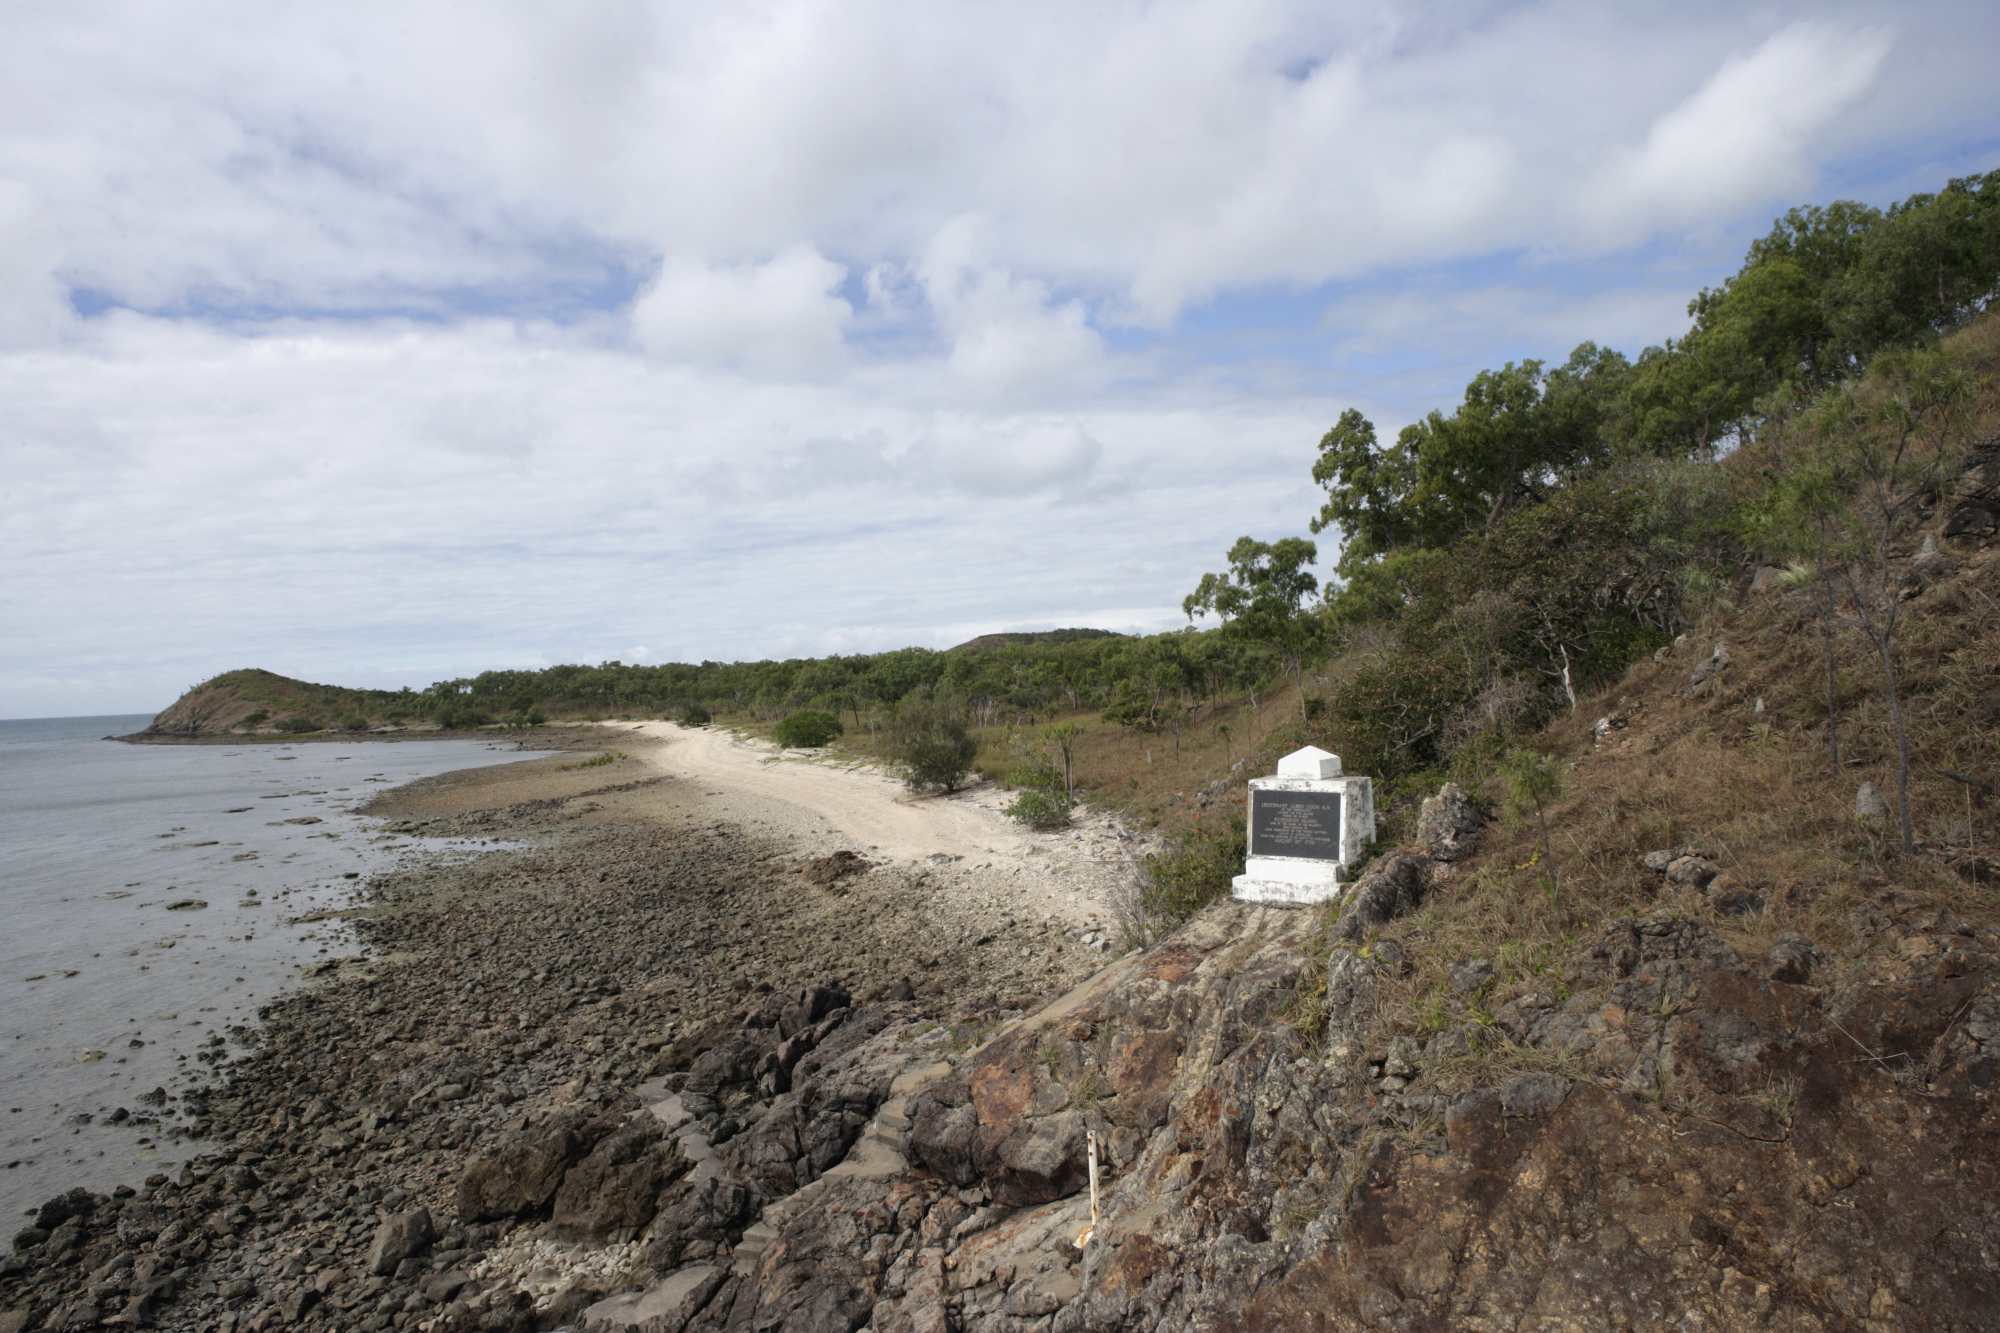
[[1231, 855, 1345, 905]]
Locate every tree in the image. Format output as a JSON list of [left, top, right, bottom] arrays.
[[1497, 747, 1566, 913], [1310, 408, 1413, 566], [1184, 536, 1322, 713], [1311, 345, 1631, 581], [1043, 720, 1083, 796]]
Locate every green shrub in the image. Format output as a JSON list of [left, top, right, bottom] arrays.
[[339, 714, 369, 732], [1140, 809, 1246, 928], [242, 709, 270, 728], [437, 707, 491, 730], [890, 695, 979, 793], [678, 703, 712, 726], [774, 709, 844, 748], [273, 716, 321, 734], [1004, 761, 1076, 829]]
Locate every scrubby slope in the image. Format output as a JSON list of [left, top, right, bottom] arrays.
[[140, 668, 410, 736]]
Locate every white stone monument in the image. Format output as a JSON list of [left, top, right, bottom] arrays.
[[1231, 746, 1374, 905]]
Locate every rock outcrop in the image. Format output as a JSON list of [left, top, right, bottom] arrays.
[[657, 890, 2000, 1332]]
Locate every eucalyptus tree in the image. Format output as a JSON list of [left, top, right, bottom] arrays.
[[1184, 536, 1322, 713]]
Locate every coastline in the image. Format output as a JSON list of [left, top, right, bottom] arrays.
[[2, 728, 1129, 1330], [112, 727, 616, 751]]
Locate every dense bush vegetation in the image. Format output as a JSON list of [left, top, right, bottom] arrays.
[[773, 709, 844, 748], [887, 694, 981, 794]]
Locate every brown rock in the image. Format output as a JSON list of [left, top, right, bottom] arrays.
[[456, 1112, 618, 1223], [366, 1208, 435, 1276], [550, 1124, 682, 1240]]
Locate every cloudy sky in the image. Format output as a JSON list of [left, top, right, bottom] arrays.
[[4, 2, 1997, 717]]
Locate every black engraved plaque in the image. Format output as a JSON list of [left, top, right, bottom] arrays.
[[1248, 788, 1343, 860]]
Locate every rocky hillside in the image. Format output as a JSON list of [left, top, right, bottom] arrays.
[[607, 788, 1992, 1332]]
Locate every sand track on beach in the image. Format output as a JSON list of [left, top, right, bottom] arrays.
[[608, 721, 1148, 924], [619, 721, 1010, 861]]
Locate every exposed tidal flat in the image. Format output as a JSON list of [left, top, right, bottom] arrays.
[[0, 718, 544, 1225]]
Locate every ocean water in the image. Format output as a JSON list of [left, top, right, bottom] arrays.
[[0, 716, 539, 1222]]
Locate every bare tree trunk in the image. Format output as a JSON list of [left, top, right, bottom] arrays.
[[1876, 633, 1916, 853], [1535, 799, 1559, 902], [1815, 578, 1843, 775]]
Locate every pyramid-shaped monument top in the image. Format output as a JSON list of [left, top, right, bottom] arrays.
[[1275, 746, 1341, 779]]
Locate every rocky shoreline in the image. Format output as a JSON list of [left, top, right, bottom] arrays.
[[1, 751, 1119, 1331], [15, 752, 2000, 1331]]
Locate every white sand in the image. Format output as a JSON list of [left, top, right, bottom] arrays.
[[609, 721, 1156, 928]]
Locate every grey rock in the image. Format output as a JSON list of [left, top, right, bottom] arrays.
[[121, 1273, 179, 1325], [34, 1187, 95, 1231], [1945, 497, 2000, 540], [1500, 1072, 1571, 1118], [1767, 934, 1826, 986], [423, 1269, 470, 1304], [907, 1077, 981, 1189], [367, 1208, 436, 1276], [280, 1285, 321, 1322], [986, 1109, 1088, 1208], [1448, 959, 1493, 995], [1856, 782, 1889, 819], [1686, 643, 1729, 695], [1382, 1036, 1421, 1080], [1333, 851, 1432, 943], [1665, 855, 1721, 887], [1749, 565, 1784, 594], [550, 1123, 680, 1240], [1413, 783, 1484, 863], [1424, 1026, 1473, 1062], [1912, 533, 1958, 579]]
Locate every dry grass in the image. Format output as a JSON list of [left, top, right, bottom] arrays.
[[1349, 534, 2000, 1066]]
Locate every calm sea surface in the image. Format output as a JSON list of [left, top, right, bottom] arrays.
[[0, 716, 539, 1221]]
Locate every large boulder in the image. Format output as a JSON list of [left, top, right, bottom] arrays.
[[1413, 783, 1484, 862], [549, 1122, 684, 1241], [1333, 851, 1431, 942], [366, 1208, 435, 1276], [456, 1112, 621, 1224], [638, 1175, 759, 1273], [906, 1076, 981, 1189], [985, 1109, 1090, 1208]]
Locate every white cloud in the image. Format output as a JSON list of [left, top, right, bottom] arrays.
[[1, 2, 1997, 713], [632, 245, 853, 376], [918, 217, 1105, 401], [0, 181, 72, 347], [901, 416, 1105, 497], [1586, 21, 1893, 241]]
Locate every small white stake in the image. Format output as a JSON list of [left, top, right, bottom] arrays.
[[1075, 1129, 1099, 1249]]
